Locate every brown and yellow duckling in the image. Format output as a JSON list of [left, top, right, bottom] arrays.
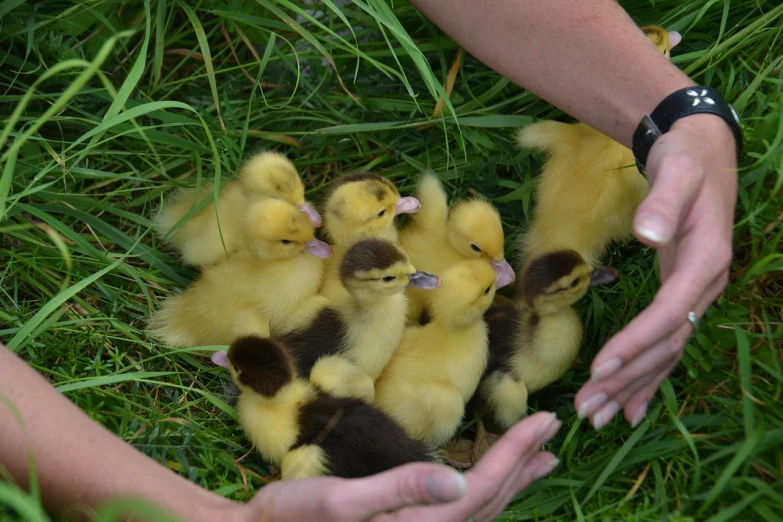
[[211, 336, 435, 479]]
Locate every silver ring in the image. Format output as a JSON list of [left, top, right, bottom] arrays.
[[687, 311, 701, 333]]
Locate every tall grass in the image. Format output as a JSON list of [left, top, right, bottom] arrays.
[[1, 0, 781, 520]]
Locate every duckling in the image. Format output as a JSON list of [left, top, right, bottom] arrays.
[[154, 151, 322, 267], [515, 25, 681, 267], [469, 250, 617, 430], [211, 335, 435, 479], [281, 238, 440, 402], [399, 173, 515, 324], [374, 260, 497, 448], [147, 198, 332, 347], [319, 172, 420, 302]]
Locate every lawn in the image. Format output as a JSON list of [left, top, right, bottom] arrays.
[[1, 0, 781, 520]]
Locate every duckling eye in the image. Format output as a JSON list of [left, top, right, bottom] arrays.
[[281, 239, 292, 245], [569, 279, 579, 288], [382, 275, 396, 282], [484, 284, 492, 295], [377, 209, 386, 218], [470, 243, 482, 253]]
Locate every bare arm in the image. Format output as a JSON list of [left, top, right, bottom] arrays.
[[409, 0, 695, 146], [0, 344, 237, 522]]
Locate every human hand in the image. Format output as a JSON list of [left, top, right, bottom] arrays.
[[233, 411, 561, 522], [575, 113, 738, 429]]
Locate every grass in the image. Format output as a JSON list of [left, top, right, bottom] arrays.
[[0, 0, 781, 520]]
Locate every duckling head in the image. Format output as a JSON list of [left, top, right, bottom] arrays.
[[323, 172, 420, 245], [212, 335, 296, 399], [239, 151, 322, 227], [520, 250, 618, 315], [339, 238, 440, 300], [641, 25, 681, 59], [429, 259, 497, 328], [447, 199, 515, 289], [243, 198, 332, 261]]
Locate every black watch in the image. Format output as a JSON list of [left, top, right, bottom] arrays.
[[631, 85, 743, 176]]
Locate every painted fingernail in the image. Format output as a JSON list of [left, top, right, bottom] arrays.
[[534, 457, 560, 479], [591, 358, 623, 382], [631, 402, 648, 428], [577, 392, 608, 419], [635, 214, 672, 243], [592, 401, 621, 430], [536, 412, 561, 442], [425, 469, 467, 503]]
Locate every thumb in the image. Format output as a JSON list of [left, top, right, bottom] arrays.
[[331, 463, 467, 519], [634, 145, 704, 248]]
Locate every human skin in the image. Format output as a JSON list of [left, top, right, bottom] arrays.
[[410, 0, 737, 429], [0, 344, 559, 522]]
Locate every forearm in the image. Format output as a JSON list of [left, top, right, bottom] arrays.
[[0, 344, 237, 522], [410, 0, 696, 147]]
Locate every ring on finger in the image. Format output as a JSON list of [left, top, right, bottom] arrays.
[[686, 310, 701, 334]]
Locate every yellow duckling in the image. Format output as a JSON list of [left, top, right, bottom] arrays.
[[211, 336, 435, 479], [154, 151, 322, 267], [399, 173, 515, 324], [281, 238, 440, 402], [374, 259, 497, 448], [470, 250, 617, 430], [147, 198, 332, 347], [515, 25, 681, 267], [319, 172, 420, 302]]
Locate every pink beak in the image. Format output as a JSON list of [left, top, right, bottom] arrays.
[[298, 202, 322, 227], [394, 196, 421, 215], [492, 258, 516, 289], [668, 31, 682, 49], [211, 351, 229, 368], [303, 239, 333, 259]]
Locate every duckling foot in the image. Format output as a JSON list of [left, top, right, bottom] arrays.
[[443, 438, 475, 469], [471, 420, 502, 462]]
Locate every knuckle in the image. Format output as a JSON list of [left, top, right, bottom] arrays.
[[322, 487, 348, 518], [661, 151, 701, 177]]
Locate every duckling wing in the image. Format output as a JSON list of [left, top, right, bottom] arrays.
[[405, 172, 449, 233], [280, 307, 347, 374]]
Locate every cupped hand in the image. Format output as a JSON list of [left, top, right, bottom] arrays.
[[234, 411, 561, 522], [575, 113, 738, 429]]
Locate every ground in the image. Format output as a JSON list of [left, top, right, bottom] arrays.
[[0, 0, 781, 520]]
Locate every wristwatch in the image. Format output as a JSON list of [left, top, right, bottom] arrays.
[[631, 85, 743, 176]]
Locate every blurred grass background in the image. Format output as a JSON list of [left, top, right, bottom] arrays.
[[0, 0, 781, 520]]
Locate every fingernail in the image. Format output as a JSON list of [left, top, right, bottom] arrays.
[[425, 469, 467, 503], [631, 402, 648, 428], [591, 358, 622, 382], [534, 457, 561, 479], [536, 412, 561, 442], [577, 392, 608, 419], [592, 401, 621, 430], [635, 214, 671, 243]]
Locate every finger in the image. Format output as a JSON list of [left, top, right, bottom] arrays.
[[633, 146, 704, 247], [375, 413, 561, 522], [576, 325, 689, 424], [326, 462, 468, 520], [588, 229, 729, 383], [580, 272, 725, 428], [471, 452, 559, 522], [622, 359, 679, 427]]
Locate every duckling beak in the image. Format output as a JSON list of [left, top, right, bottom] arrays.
[[211, 351, 230, 368], [588, 267, 618, 287], [668, 31, 682, 49], [407, 270, 441, 289], [303, 239, 333, 259], [394, 196, 421, 215], [298, 202, 322, 227], [492, 258, 516, 289]]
